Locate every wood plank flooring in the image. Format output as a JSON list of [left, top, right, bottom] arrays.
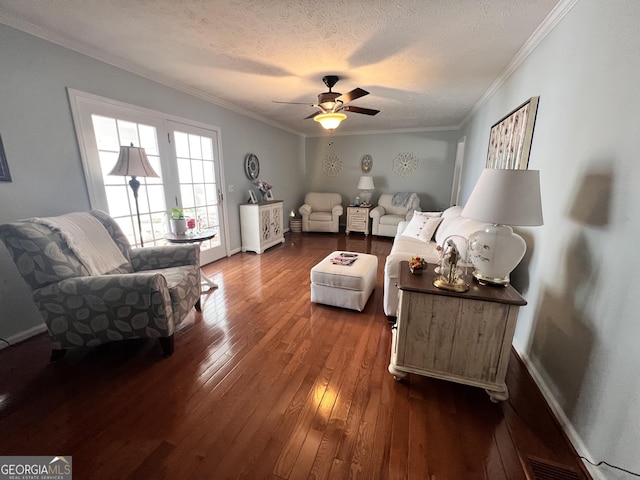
[[0, 232, 589, 479]]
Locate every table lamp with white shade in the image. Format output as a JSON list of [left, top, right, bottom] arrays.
[[461, 168, 543, 286], [357, 175, 375, 206]]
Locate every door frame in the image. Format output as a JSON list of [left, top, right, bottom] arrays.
[[67, 88, 230, 263], [166, 120, 227, 264]]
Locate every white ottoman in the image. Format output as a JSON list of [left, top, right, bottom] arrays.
[[310, 251, 378, 312]]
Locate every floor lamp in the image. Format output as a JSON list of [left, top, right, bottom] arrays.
[[108, 144, 159, 247]]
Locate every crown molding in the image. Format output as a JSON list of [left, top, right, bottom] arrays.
[[305, 124, 461, 138], [0, 11, 303, 137], [462, 0, 580, 126]]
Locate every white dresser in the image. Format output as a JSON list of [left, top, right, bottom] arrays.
[[240, 201, 285, 254]]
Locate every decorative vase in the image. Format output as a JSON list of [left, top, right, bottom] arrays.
[[409, 265, 423, 274]]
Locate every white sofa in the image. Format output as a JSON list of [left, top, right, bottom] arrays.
[[383, 206, 486, 317], [370, 193, 421, 237], [299, 192, 343, 233]]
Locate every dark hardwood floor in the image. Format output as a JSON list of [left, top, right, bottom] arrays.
[[0, 232, 589, 479]]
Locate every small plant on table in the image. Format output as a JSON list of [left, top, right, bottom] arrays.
[[408, 256, 427, 274]]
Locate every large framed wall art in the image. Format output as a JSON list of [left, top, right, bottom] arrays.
[[0, 135, 11, 182], [486, 96, 539, 170]]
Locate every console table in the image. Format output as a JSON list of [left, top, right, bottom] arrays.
[[389, 261, 526, 401], [240, 200, 284, 254]]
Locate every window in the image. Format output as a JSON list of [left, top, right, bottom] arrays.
[[69, 89, 227, 263], [92, 115, 166, 246]]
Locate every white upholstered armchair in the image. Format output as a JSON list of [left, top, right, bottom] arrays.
[[370, 193, 421, 237], [298, 192, 343, 233]]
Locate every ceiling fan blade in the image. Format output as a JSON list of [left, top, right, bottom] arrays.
[[273, 101, 314, 106], [343, 105, 380, 116], [336, 87, 369, 103], [304, 111, 321, 120]]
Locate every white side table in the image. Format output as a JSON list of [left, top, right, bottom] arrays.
[[346, 205, 372, 235]]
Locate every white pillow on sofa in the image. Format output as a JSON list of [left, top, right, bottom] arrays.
[[401, 211, 443, 243]]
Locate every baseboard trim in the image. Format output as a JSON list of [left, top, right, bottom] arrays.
[[0, 323, 48, 350], [514, 346, 604, 480]]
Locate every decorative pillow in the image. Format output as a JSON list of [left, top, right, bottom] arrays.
[[419, 211, 443, 217], [401, 213, 443, 243]]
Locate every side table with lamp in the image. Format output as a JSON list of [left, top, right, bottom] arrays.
[[388, 168, 542, 400], [388, 261, 526, 401]]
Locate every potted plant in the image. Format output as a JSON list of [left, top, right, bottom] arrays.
[[170, 207, 187, 235]]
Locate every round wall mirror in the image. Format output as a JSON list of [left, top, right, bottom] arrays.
[[245, 153, 260, 180]]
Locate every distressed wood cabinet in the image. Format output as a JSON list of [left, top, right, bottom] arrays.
[[389, 261, 526, 401], [240, 201, 284, 254]]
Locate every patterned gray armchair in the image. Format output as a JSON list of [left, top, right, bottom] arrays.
[[0, 210, 201, 360]]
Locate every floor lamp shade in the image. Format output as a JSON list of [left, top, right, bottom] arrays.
[[461, 169, 543, 285], [108, 146, 159, 178], [108, 145, 159, 247]]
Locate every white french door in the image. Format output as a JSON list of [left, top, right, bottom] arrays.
[[68, 89, 228, 265], [167, 121, 225, 264]]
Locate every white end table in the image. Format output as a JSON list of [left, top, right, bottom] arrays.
[[346, 205, 373, 235]]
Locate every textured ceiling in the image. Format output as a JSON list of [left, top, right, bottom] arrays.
[[0, 0, 562, 136]]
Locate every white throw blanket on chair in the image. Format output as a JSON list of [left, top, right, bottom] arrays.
[[31, 212, 129, 276], [392, 192, 417, 207]]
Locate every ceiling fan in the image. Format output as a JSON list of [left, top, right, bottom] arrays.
[[275, 75, 380, 130]]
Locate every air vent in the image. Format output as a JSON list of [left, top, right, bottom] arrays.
[[525, 456, 585, 480]]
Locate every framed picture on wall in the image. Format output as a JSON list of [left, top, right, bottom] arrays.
[[486, 96, 539, 170], [0, 135, 12, 182]]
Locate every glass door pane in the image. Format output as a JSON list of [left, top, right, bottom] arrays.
[[92, 115, 166, 247], [170, 124, 226, 264]]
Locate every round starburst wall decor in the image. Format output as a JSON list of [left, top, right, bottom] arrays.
[[393, 152, 419, 177], [323, 154, 342, 176]]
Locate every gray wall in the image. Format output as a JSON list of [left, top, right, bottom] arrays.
[[459, 1, 640, 478], [0, 23, 303, 342], [304, 130, 460, 213]]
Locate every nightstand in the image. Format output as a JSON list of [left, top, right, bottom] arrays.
[[346, 205, 372, 235]]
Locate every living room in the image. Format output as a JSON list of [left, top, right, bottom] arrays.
[[1, 1, 639, 479]]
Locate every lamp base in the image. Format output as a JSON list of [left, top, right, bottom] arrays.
[[467, 224, 526, 287], [472, 270, 509, 286], [359, 191, 372, 206]]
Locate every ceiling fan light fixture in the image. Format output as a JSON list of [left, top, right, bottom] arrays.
[[314, 112, 347, 130]]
